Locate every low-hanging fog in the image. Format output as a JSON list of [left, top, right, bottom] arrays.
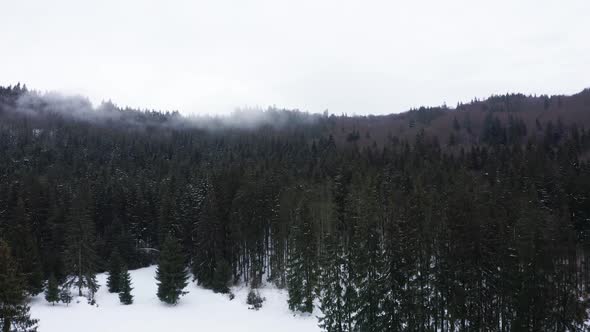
[[1, 88, 321, 131], [1, 0, 589, 116]]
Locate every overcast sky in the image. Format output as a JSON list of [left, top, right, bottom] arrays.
[[1, 0, 589, 115]]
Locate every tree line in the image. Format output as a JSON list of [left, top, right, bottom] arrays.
[[1, 85, 590, 331]]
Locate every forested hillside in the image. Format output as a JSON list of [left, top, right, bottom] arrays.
[[2, 84, 590, 331]]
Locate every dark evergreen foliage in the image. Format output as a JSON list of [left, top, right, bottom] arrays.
[[246, 289, 264, 310], [211, 258, 232, 294], [0, 241, 38, 332], [156, 235, 188, 305], [0, 85, 590, 330], [106, 248, 123, 293], [287, 198, 318, 314], [118, 267, 133, 305], [58, 287, 72, 306], [318, 234, 355, 332], [63, 186, 99, 299], [44, 274, 59, 305]]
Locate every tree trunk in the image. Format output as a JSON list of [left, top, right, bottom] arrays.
[[3, 317, 11, 332], [78, 246, 83, 296]]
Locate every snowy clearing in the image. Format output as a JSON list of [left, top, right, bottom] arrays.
[[30, 266, 320, 332]]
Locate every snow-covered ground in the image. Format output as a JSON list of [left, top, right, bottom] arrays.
[[30, 266, 321, 332]]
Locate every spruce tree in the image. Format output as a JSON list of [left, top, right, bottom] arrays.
[[86, 275, 99, 305], [381, 217, 404, 332], [156, 235, 188, 304], [192, 185, 218, 289], [59, 286, 72, 306], [318, 234, 349, 332], [106, 248, 123, 293], [0, 240, 38, 332], [15, 234, 44, 297], [64, 188, 99, 298], [246, 289, 264, 310], [118, 266, 133, 305], [44, 274, 59, 305], [9, 197, 44, 296], [287, 252, 305, 313], [211, 258, 231, 294], [287, 199, 317, 314], [352, 185, 386, 332], [354, 221, 386, 332]]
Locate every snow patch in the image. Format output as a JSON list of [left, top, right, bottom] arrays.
[[30, 266, 320, 332]]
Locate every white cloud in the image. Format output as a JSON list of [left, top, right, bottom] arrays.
[[1, 0, 589, 115]]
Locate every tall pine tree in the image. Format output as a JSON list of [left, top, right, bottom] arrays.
[[44, 274, 59, 305], [0, 240, 38, 332], [318, 233, 355, 332], [63, 187, 99, 298], [106, 248, 123, 293], [287, 197, 317, 313], [118, 266, 133, 305], [156, 235, 188, 304]]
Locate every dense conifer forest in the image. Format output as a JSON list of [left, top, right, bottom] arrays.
[[2, 84, 590, 331]]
